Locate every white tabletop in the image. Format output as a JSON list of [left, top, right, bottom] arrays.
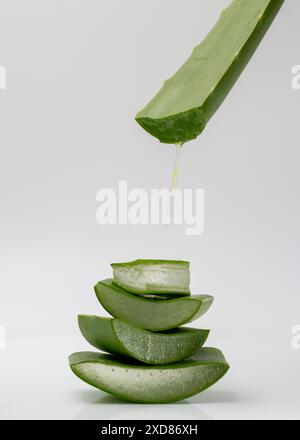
[[1, 336, 299, 420]]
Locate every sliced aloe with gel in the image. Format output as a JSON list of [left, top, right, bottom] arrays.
[[136, 0, 285, 144], [111, 259, 190, 295], [94, 279, 213, 332], [78, 315, 209, 365], [69, 347, 229, 403]]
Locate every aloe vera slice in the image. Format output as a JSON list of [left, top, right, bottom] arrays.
[[136, 0, 285, 144], [78, 315, 209, 365], [94, 279, 213, 332], [111, 259, 190, 295], [69, 347, 229, 403]]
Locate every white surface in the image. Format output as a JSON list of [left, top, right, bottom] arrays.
[[1, 336, 299, 420]]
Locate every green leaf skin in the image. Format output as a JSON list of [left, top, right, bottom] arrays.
[[111, 259, 190, 295], [135, 0, 285, 144], [78, 315, 209, 365], [69, 347, 229, 403], [94, 279, 213, 332]]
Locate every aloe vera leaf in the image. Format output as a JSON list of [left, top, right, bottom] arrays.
[[94, 279, 213, 332], [69, 347, 229, 403], [111, 259, 190, 295], [78, 315, 209, 365], [136, 0, 285, 144]]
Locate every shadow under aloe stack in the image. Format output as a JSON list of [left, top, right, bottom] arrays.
[[69, 260, 229, 403]]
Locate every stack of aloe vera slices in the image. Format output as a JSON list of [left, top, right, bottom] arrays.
[[69, 260, 229, 403]]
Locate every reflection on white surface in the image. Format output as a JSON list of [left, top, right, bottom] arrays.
[[74, 394, 213, 420], [72, 387, 245, 420]]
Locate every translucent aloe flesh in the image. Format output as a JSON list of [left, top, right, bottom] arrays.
[[136, 0, 285, 144], [69, 347, 229, 403], [78, 315, 209, 365], [111, 259, 190, 295], [94, 279, 213, 331]]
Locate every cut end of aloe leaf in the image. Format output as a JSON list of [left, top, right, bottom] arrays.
[[111, 259, 190, 295], [78, 314, 209, 365], [136, 0, 285, 144], [69, 347, 229, 403], [94, 279, 213, 332], [136, 108, 206, 144]]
